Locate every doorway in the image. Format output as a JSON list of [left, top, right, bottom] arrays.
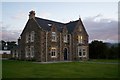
[[64, 48, 67, 60]]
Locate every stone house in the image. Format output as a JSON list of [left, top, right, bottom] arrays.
[[13, 10, 89, 62]]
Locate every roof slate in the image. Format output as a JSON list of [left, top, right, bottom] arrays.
[[35, 17, 81, 33]]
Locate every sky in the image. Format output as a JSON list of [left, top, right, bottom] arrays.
[[1, 0, 119, 43]]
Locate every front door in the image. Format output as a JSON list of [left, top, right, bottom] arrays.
[[64, 48, 67, 60]]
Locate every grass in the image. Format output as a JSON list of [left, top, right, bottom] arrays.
[[2, 59, 119, 78]]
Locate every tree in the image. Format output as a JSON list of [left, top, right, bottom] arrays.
[[89, 40, 108, 59], [0, 40, 17, 50]]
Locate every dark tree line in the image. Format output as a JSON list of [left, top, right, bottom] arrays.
[[0, 40, 17, 50], [89, 40, 119, 59]]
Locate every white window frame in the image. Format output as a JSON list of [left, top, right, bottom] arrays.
[[51, 47, 57, 58], [82, 49, 86, 57], [64, 34, 67, 43], [52, 32, 57, 42], [78, 47, 86, 57], [31, 31, 35, 42], [30, 46, 34, 58]]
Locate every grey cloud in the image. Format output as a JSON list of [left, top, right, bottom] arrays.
[[83, 16, 118, 43]]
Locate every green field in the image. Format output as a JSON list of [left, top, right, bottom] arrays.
[[2, 60, 119, 78]]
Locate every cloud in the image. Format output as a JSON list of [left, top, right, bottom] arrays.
[[83, 14, 118, 43], [1, 24, 21, 42]]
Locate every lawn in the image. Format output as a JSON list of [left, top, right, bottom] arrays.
[[2, 59, 119, 78]]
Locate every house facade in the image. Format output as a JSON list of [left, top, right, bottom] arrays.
[[13, 10, 89, 62]]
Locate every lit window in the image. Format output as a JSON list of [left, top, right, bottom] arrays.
[[30, 46, 34, 58], [51, 47, 57, 57], [64, 34, 67, 43], [31, 31, 35, 42], [52, 32, 57, 42], [78, 35, 83, 43]]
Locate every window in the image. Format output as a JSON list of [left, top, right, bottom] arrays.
[[51, 47, 57, 57], [64, 34, 67, 43], [78, 47, 86, 57], [83, 49, 86, 57], [26, 33, 29, 43], [12, 51, 15, 58], [15, 50, 18, 57], [25, 46, 29, 57], [30, 46, 34, 58], [31, 31, 35, 42], [48, 23, 52, 26], [78, 35, 83, 43], [78, 47, 82, 57], [52, 32, 57, 41]]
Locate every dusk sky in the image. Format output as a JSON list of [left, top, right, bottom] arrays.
[[1, 0, 119, 43]]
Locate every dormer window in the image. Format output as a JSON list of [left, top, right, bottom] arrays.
[[78, 35, 83, 44], [52, 32, 57, 42], [48, 23, 52, 27], [64, 34, 67, 43]]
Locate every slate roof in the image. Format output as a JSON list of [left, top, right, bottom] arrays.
[[35, 17, 80, 33], [35, 17, 65, 32]]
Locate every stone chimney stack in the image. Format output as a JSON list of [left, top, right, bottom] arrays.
[[29, 10, 35, 19]]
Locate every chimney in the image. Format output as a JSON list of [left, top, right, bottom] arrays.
[[29, 10, 35, 19]]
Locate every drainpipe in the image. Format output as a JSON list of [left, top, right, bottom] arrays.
[[69, 34, 71, 61], [46, 32, 48, 62]]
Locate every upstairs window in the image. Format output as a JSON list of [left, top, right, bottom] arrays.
[[52, 32, 57, 42], [31, 31, 35, 42], [51, 47, 57, 57], [64, 34, 68, 43], [26, 33, 29, 43], [78, 35, 83, 44]]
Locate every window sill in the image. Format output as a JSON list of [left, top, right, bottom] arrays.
[[51, 56, 57, 58]]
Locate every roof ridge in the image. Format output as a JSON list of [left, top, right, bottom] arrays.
[[35, 17, 65, 25]]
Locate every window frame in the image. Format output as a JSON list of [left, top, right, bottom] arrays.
[[64, 34, 68, 43], [25, 46, 29, 58], [30, 46, 34, 58], [51, 47, 57, 58], [26, 33, 29, 43], [82, 49, 86, 57], [51, 32, 57, 42], [30, 31, 35, 42], [78, 47, 82, 57]]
